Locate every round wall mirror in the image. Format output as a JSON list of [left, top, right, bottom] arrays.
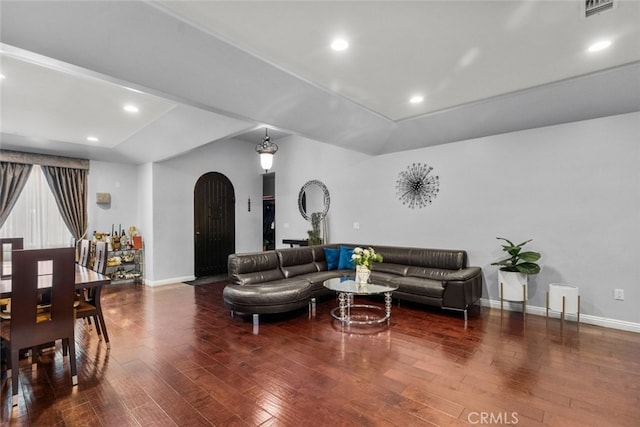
[[298, 180, 330, 221]]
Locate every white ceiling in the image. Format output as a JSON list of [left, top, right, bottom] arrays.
[[1, 1, 639, 164], [158, 0, 640, 120], [1, 53, 177, 148]]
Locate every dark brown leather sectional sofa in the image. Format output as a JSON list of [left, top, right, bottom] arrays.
[[223, 244, 483, 324]]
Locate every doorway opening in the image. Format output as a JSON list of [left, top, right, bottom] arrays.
[[263, 173, 275, 251]]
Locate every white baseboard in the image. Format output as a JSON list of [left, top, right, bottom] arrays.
[[143, 275, 195, 287], [480, 298, 640, 333]]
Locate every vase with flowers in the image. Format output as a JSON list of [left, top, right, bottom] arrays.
[[351, 246, 383, 284]]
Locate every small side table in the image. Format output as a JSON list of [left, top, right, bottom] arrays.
[[546, 283, 580, 327]]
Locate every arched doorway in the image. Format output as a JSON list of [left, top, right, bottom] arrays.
[[193, 172, 235, 277]]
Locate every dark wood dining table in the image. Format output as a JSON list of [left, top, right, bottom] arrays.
[[0, 263, 111, 297]]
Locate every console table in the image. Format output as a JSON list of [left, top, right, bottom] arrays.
[[282, 239, 309, 247]]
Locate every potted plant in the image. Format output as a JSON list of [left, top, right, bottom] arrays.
[[307, 212, 323, 245], [351, 246, 383, 284], [491, 237, 541, 302]]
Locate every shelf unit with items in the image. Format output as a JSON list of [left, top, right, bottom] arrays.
[[106, 248, 144, 284]]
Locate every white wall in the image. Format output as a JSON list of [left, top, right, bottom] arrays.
[[282, 112, 640, 325], [147, 138, 263, 285], [273, 135, 372, 246], [87, 161, 140, 239]]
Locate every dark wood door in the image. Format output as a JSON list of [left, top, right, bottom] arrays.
[[194, 172, 235, 277]]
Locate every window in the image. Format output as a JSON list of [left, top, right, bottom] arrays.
[[0, 165, 73, 248]]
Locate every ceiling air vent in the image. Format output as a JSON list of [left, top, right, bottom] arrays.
[[583, 0, 616, 18]]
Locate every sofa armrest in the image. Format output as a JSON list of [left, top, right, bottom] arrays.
[[442, 267, 483, 310], [444, 267, 482, 282]]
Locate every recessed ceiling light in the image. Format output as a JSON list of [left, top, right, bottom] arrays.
[[123, 104, 139, 113], [409, 95, 424, 104], [331, 38, 349, 51], [87, 136, 99, 142], [588, 40, 612, 52]]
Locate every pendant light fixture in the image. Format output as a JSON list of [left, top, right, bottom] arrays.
[[255, 128, 278, 172]]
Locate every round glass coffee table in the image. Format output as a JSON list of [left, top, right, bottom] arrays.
[[323, 277, 398, 325]]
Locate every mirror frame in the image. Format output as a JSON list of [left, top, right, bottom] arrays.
[[298, 180, 330, 221]]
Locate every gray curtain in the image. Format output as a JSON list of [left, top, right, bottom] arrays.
[[0, 162, 33, 228], [41, 166, 88, 240]]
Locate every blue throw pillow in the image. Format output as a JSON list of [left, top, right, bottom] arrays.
[[323, 248, 340, 270], [337, 246, 355, 270]]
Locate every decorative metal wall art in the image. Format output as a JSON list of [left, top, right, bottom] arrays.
[[396, 163, 440, 209]]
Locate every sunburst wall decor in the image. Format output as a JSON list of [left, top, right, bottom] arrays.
[[396, 163, 440, 209]]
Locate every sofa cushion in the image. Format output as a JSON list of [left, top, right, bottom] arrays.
[[338, 246, 355, 270], [278, 247, 314, 266], [223, 280, 311, 305], [282, 263, 319, 278], [369, 271, 398, 285], [302, 270, 349, 285], [373, 246, 412, 265], [323, 247, 340, 270], [406, 266, 454, 281], [408, 248, 467, 270], [223, 280, 313, 314], [295, 270, 347, 297], [231, 251, 280, 273], [391, 276, 445, 299], [234, 268, 285, 286], [372, 262, 408, 276], [228, 252, 284, 285], [277, 247, 318, 278]]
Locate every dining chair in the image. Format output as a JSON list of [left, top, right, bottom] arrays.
[[0, 237, 24, 279], [77, 239, 91, 267], [93, 241, 108, 275], [75, 241, 110, 347], [75, 239, 92, 316], [7, 247, 77, 406], [0, 238, 24, 319]]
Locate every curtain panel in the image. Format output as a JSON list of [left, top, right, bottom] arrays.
[[0, 162, 33, 228], [41, 166, 88, 240]]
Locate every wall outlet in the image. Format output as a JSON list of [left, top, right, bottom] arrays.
[[614, 288, 624, 300], [353, 222, 360, 230]]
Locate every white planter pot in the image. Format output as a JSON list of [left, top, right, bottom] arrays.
[[548, 283, 579, 315], [498, 270, 528, 302]]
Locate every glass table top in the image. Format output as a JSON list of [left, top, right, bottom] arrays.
[[323, 277, 398, 295]]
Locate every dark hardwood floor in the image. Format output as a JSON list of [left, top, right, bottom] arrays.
[[2, 281, 639, 426]]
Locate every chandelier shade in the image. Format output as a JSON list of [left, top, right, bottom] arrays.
[[255, 128, 278, 172]]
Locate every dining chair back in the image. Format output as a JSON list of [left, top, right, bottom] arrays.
[[0, 237, 24, 279], [8, 247, 77, 406], [78, 239, 90, 267], [76, 240, 111, 347], [92, 241, 108, 274], [0, 238, 24, 317]]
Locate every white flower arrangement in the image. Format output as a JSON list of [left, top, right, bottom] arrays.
[[351, 246, 383, 270]]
